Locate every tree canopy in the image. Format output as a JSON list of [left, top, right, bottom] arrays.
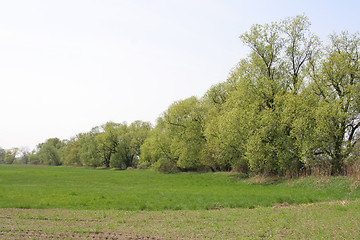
[[2, 15, 359, 176]]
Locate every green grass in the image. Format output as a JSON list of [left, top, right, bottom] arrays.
[[0, 164, 359, 210]]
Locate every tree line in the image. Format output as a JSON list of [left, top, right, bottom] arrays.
[[0, 121, 152, 169], [1, 15, 359, 176]]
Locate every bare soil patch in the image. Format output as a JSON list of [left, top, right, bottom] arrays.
[[1, 201, 360, 239], [0, 208, 163, 239]]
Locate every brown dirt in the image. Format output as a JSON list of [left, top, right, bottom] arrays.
[[272, 199, 359, 208], [0, 229, 152, 240], [0, 208, 164, 239]]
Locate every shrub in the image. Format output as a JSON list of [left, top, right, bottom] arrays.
[[153, 158, 179, 173]]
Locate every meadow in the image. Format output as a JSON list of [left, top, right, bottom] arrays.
[[1, 165, 360, 239], [0, 165, 359, 211]]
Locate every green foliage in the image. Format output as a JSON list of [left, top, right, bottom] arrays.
[[308, 32, 360, 174], [28, 151, 41, 165], [16, 147, 30, 164], [61, 137, 82, 166], [165, 97, 206, 170], [152, 157, 180, 173], [110, 121, 152, 169], [79, 131, 101, 167], [11, 15, 360, 176], [141, 97, 206, 172], [96, 122, 121, 168], [138, 15, 359, 175], [4, 148, 18, 164], [202, 75, 251, 171], [139, 124, 173, 168], [0, 147, 6, 163], [37, 138, 64, 166]]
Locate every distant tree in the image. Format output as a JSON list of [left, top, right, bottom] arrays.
[[79, 130, 101, 167], [141, 97, 206, 172], [110, 121, 152, 168], [108, 123, 129, 168], [17, 15, 359, 177], [28, 150, 41, 165], [17, 147, 30, 164], [127, 120, 152, 166], [165, 96, 207, 170], [37, 138, 65, 165], [95, 122, 121, 168], [61, 136, 82, 166], [4, 148, 19, 164], [202, 63, 253, 172], [140, 119, 175, 170], [0, 147, 5, 163]]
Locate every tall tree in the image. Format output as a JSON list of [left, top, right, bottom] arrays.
[[79, 130, 101, 167], [95, 122, 121, 168], [234, 15, 320, 175], [140, 118, 176, 171], [37, 138, 64, 165], [119, 120, 152, 168], [141, 97, 206, 172], [0, 147, 5, 163], [18, 147, 30, 164], [309, 32, 360, 174], [61, 136, 83, 166], [4, 148, 18, 164], [163, 96, 207, 170]]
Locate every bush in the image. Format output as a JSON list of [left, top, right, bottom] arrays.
[[28, 154, 40, 165], [153, 158, 179, 173]]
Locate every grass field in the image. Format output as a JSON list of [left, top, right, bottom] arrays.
[[0, 165, 359, 211], [1, 165, 360, 239], [1, 201, 360, 239]]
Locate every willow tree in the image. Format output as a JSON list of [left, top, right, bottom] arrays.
[[37, 138, 64, 166], [163, 96, 206, 170], [95, 122, 121, 167], [140, 96, 206, 172], [217, 15, 319, 175], [110, 121, 152, 169], [308, 32, 360, 174]]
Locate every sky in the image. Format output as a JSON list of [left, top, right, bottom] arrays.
[[1, 0, 359, 150]]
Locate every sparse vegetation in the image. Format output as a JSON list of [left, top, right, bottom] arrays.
[[1, 200, 360, 239]]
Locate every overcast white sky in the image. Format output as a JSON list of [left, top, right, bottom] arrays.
[[1, 0, 359, 150]]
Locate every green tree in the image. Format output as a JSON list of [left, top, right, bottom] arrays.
[[17, 147, 30, 164], [308, 32, 360, 174], [28, 150, 41, 165], [95, 122, 120, 168], [237, 15, 320, 175], [61, 136, 82, 166], [164, 96, 206, 170], [109, 123, 129, 168], [79, 130, 101, 167], [0, 147, 5, 163], [111, 121, 152, 168], [37, 138, 64, 165], [141, 97, 206, 172], [202, 66, 253, 171], [140, 119, 176, 171], [4, 148, 18, 164]]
